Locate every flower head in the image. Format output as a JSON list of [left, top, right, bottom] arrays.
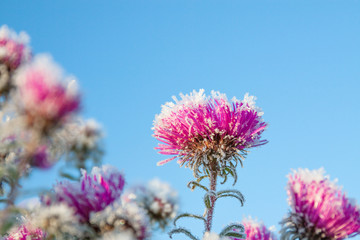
[[0, 25, 31, 70], [50, 165, 125, 221], [90, 200, 151, 240], [15, 54, 80, 130], [153, 89, 267, 177], [281, 168, 360, 240], [231, 217, 277, 240], [123, 178, 178, 229], [5, 224, 46, 240]]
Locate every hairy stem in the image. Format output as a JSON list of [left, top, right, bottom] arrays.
[[205, 170, 217, 232]]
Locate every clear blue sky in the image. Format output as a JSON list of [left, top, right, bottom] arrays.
[[2, 1, 360, 239]]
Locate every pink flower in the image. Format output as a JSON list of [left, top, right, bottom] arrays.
[[153, 89, 267, 175], [51, 165, 125, 222], [231, 218, 277, 240], [5, 224, 46, 240], [30, 145, 54, 169], [281, 168, 360, 240], [0, 25, 31, 70], [15, 54, 80, 126]]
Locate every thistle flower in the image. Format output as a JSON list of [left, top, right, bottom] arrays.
[[0, 25, 31, 70], [50, 165, 125, 221], [124, 178, 178, 229], [153, 89, 267, 178], [90, 200, 151, 240], [281, 168, 360, 240], [231, 217, 277, 240], [5, 224, 46, 240], [14, 54, 80, 131], [31, 203, 93, 239], [29, 145, 54, 169]]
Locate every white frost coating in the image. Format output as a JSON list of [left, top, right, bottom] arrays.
[[0, 25, 30, 44], [153, 89, 208, 126], [289, 168, 339, 190], [31, 203, 87, 237], [100, 230, 136, 240]]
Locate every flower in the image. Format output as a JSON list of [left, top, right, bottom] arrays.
[[90, 200, 151, 240], [50, 165, 125, 221], [15, 54, 80, 130], [153, 89, 267, 177], [0, 25, 31, 70], [231, 217, 277, 240], [29, 145, 55, 169], [281, 168, 360, 240], [123, 178, 178, 229], [31, 203, 93, 239], [5, 224, 46, 240]]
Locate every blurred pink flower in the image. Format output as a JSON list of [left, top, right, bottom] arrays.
[[153, 89, 267, 175], [51, 165, 125, 222], [0, 25, 31, 70], [15, 54, 80, 126], [5, 224, 46, 240], [231, 218, 277, 240], [30, 145, 54, 169], [281, 168, 360, 240]]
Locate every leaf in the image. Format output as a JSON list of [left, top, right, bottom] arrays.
[[223, 231, 246, 239], [219, 223, 245, 236], [168, 227, 199, 240], [217, 193, 244, 206], [187, 181, 208, 192], [173, 213, 205, 226]]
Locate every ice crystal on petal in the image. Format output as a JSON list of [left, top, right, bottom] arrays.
[[231, 217, 277, 240], [51, 165, 125, 221], [153, 89, 267, 177], [90, 200, 151, 240], [123, 178, 178, 229], [14, 54, 80, 130], [5, 224, 46, 240], [0, 25, 31, 71], [202, 232, 230, 240], [281, 168, 360, 240]]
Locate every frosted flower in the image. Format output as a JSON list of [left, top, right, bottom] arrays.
[[124, 178, 178, 229], [202, 232, 231, 240], [153, 89, 267, 177], [0, 25, 31, 70], [90, 200, 151, 240], [5, 224, 46, 240], [14, 54, 80, 130], [231, 217, 277, 240], [51, 165, 125, 221], [99, 230, 137, 240], [29, 145, 55, 169], [31, 203, 92, 239], [281, 168, 360, 240]]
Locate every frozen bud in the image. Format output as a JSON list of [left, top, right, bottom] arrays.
[[90, 200, 151, 240], [124, 178, 178, 229]]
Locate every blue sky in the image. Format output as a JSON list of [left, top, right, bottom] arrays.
[[2, 1, 360, 239]]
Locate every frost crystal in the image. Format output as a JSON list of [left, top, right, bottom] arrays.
[[202, 232, 230, 240], [281, 168, 360, 240], [50, 165, 125, 221], [153, 89, 267, 177], [90, 200, 151, 240]]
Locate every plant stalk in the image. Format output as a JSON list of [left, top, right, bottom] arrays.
[[205, 169, 217, 232]]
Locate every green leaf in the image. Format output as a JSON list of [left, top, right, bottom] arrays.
[[219, 223, 245, 236], [168, 227, 199, 240], [224, 231, 246, 239], [173, 213, 206, 226], [187, 181, 208, 192]]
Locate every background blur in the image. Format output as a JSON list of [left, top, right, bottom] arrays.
[[1, 1, 360, 239]]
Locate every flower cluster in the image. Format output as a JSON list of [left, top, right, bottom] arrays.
[[123, 178, 179, 229], [153, 89, 267, 177], [281, 168, 360, 240]]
